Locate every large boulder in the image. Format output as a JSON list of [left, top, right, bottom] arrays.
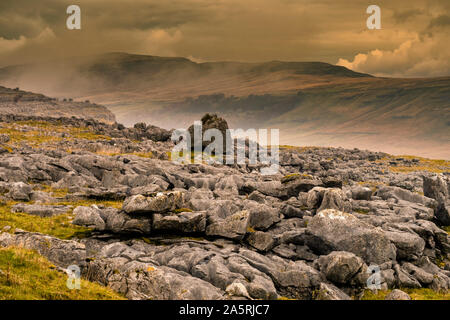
[[305, 187, 326, 209], [423, 175, 448, 203], [73, 206, 106, 230], [317, 188, 346, 212], [435, 201, 450, 226], [187, 113, 231, 151], [244, 181, 287, 199], [6, 182, 32, 201], [306, 209, 396, 264], [123, 192, 184, 214], [401, 262, 434, 285], [385, 289, 411, 300], [206, 210, 250, 241], [246, 202, 280, 230], [317, 251, 366, 285], [351, 186, 372, 201], [393, 264, 421, 288], [89, 258, 224, 300], [102, 209, 152, 234], [384, 230, 425, 261]]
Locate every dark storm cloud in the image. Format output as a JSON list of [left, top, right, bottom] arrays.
[[0, 0, 65, 39], [428, 14, 450, 28], [392, 9, 423, 23], [0, 0, 448, 76]]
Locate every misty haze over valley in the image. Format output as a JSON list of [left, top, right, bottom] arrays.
[[0, 52, 448, 159]]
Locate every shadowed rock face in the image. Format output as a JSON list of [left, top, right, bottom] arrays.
[[0, 114, 449, 300]]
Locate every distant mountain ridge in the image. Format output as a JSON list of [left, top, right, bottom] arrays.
[[0, 86, 116, 124], [0, 52, 448, 159]]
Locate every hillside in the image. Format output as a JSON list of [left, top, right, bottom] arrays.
[[0, 86, 116, 124], [0, 52, 448, 158]]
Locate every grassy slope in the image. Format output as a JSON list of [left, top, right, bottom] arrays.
[[0, 184, 124, 300], [0, 247, 124, 300], [361, 289, 450, 300]]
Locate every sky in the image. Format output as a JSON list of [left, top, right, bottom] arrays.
[[0, 0, 449, 77]]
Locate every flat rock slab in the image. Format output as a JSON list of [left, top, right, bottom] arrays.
[[12, 203, 72, 217], [206, 210, 250, 241], [306, 209, 397, 264], [123, 191, 184, 214], [153, 211, 206, 233]]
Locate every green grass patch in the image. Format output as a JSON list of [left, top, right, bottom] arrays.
[[0, 121, 112, 150], [353, 208, 370, 214], [172, 208, 193, 213], [0, 203, 91, 240], [382, 155, 450, 174], [281, 173, 313, 183], [442, 226, 450, 235], [39, 185, 69, 198], [360, 289, 450, 300], [278, 145, 320, 153], [0, 247, 124, 300], [95, 151, 154, 159], [277, 296, 296, 300]]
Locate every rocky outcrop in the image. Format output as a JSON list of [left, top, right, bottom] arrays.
[[187, 113, 230, 151], [0, 114, 449, 300], [0, 87, 116, 124]]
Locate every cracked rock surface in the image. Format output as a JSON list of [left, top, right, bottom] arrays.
[[0, 115, 449, 300]]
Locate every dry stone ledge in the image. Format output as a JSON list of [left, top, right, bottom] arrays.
[[73, 205, 152, 234], [122, 191, 184, 214], [152, 211, 207, 233]]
